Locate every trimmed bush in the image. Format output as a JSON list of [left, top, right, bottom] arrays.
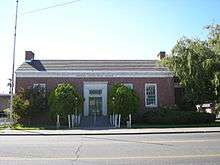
[[108, 84, 140, 117], [12, 95, 30, 124], [12, 86, 49, 125], [141, 108, 216, 124], [23, 86, 48, 114], [48, 83, 83, 121]]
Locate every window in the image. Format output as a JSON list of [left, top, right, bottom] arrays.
[[123, 83, 133, 89], [145, 84, 157, 107], [33, 83, 46, 92]]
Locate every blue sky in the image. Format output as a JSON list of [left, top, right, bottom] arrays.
[[0, 0, 219, 93]]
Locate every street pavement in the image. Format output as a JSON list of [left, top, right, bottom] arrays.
[[0, 133, 220, 164]]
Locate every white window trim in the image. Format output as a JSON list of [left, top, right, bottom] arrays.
[[123, 83, 133, 89], [33, 83, 46, 91], [16, 70, 174, 78], [145, 83, 158, 107]]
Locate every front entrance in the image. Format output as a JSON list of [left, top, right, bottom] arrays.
[[89, 96, 102, 116], [83, 82, 108, 116]]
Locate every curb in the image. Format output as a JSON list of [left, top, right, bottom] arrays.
[[1, 130, 220, 136]]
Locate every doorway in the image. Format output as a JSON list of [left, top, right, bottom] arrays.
[[89, 96, 102, 116], [83, 82, 108, 116]]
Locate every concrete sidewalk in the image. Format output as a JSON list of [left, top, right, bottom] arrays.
[[1, 127, 220, 136]]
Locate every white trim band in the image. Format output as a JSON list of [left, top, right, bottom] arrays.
[[16, 70, 173, 78]]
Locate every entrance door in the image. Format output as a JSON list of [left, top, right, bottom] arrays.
[[89, 97, 102, 116], [83, 82, 108, 116]]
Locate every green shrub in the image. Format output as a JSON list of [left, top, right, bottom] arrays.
[[12, 95, 30, 124], [12, 87, 48, 125], [23, 86, 48, 114], [48, 83, 83, 121], [215, 102, 220, 115], [108, 84, 140, 117], [142, 108, 216, 124]]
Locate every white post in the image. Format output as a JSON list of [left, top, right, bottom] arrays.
[[110, 115, 112, 126], [75, 111, 78, 126], [129, 114, 131, 128], [115, 114, 118, 128], [71, 114, 75, 128], [112, 113, 115, 126], [56, 114, 60, 129], [75, 115, 77, 126], [118, 114, 121, 128], [68, 115, 71, 129], [78, 114, 81, 125]]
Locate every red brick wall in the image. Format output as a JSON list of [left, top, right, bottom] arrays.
[[15, 77, 175, 114]]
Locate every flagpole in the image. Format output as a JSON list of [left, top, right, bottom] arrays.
[[10, 0, 19, 120]]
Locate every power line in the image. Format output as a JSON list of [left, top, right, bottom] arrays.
[[22, 0, 81, 15]]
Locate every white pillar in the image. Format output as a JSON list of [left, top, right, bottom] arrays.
[[118, 114, 121, 128], [75, 115, 78, 126], [56, 114, 60, 129], [112, 113, 115, 126], [109, 115, 112, 126], [115, 114, 118, 127], [75, 110, 78, 125], [78, 114, 81, 125], [68, 115, 71, 128], [129, 114, 131, 128], [71, 114, 75, 128]]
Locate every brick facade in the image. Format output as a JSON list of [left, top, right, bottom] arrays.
[[16, 76, 175, 114]]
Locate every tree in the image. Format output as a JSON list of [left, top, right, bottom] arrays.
[[206, 24, 220, 113], [108, 84, 139, 117], [206, 24, 220, 54], [23, 85, 48, 115], [12, 94, 30, 124], [162, 24, 220, 110], [12, 86, 48, 124], [48, 83, 83, 120]]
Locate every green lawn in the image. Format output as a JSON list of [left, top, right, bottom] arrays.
[[0, 124, 51, 130], [11, 124, 80, 130], [0, 125, 9, 130]]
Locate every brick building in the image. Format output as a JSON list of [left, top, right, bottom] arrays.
[[15, 51, 175, 122]]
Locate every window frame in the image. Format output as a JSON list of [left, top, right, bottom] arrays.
[[123, 83, 133, 89], [145, 83, 158, 107], [33, 83, 46, 92]]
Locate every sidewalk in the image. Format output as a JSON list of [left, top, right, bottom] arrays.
[[1, 127, 220, 136]]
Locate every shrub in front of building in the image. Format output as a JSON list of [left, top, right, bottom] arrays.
[[108, 84, 140, 118], [142, 107, 216, 124], [12, 86, 48, 124], [48, 83, 83, 122], [12, 94, 30, 124]]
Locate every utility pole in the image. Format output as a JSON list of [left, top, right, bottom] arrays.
[[10, 0, 19, 120]]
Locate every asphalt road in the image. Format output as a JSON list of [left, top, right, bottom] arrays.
[[0, 133, 220, 165]]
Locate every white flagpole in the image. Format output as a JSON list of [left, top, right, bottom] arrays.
[[10, 0, 19, 121]]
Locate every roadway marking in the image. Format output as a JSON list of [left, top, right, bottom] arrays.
[[0, 154, 220, 161]]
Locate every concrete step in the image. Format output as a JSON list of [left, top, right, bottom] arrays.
[[80, 116, 110, 128]]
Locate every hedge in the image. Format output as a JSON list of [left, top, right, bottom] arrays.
[[141, 109, 216, 124]]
